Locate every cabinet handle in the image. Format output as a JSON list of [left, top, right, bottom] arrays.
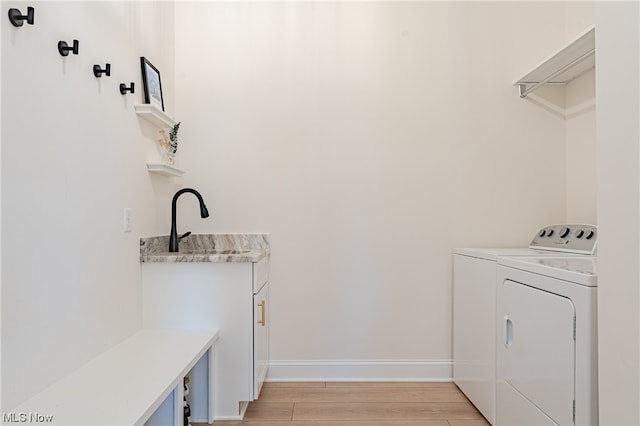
[[257, 300, 266, 326]]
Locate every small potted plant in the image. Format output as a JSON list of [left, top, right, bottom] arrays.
[[157, 121, 181, 165]]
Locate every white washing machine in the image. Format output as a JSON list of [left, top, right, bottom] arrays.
[[496, 254, 597, 425], [453, 224, 597, 425]]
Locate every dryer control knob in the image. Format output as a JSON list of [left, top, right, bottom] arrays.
[[560, 227, 570, 238], [585, 230, 595, 240], [539, 229, 546, 237], [546, 229, 554, 237], [575, 229, 585, 238]]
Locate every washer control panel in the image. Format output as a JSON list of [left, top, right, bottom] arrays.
[[529, 224, 597, 254]]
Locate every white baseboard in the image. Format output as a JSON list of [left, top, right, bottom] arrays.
[[266, 359, 453, 382], [192, 360, 452, 422]]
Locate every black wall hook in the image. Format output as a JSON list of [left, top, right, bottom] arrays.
[[8, 7, 34, 27], [93, 64, 111, 78], [119, 82, 135, 95], [58, 40, 79, 56]]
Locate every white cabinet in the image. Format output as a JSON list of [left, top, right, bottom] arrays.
[[252, 255, 269, 400], [141, 257, 270, 421], [253, 281, 269, 399], [8, 329, 218, 426]]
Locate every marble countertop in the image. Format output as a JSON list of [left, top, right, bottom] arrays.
[[140, 234, 269, 263]]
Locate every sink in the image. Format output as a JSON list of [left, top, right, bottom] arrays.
[[183, 249, 251, 255]]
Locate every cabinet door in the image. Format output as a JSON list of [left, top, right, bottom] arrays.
[[253, 282, 269, 399]]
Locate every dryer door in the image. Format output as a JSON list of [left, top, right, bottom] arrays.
[[502, 279, 576, 425]]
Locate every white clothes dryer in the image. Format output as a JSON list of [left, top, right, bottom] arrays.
[[453, 224, 597, 425], [496, 255, 597, 425]]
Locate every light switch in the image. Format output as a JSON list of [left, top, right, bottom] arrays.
[[123, 208, 132, 232]]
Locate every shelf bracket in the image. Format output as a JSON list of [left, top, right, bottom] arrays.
[[518, 84, 527, 98]]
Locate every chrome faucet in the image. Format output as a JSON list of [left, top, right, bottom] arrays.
[[169, 188, 210, 252]]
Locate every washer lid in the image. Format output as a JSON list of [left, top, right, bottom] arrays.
[[453, 247, 554, 261], [498, 256, 597, 286]]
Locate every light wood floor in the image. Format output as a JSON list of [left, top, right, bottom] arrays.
[[200, 382, 490, 425]]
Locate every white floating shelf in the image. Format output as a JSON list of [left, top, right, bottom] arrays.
[[135, 104, 176, 128], [146, 163, 185, 177], [515, 26, 595, 98]]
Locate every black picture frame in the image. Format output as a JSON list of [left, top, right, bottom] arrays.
[[140, 57, 164, 111]]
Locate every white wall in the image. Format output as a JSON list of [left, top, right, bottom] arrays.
[[596, 1, 640, 423], [1, 1, 175, 409], [174, 1, 572, 379], [564, 1, 595, 40], [0, 0, 606, 413], [565, 2, 596, 226], [566, 69, 597, 225], [508, 1, 597, 226]]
